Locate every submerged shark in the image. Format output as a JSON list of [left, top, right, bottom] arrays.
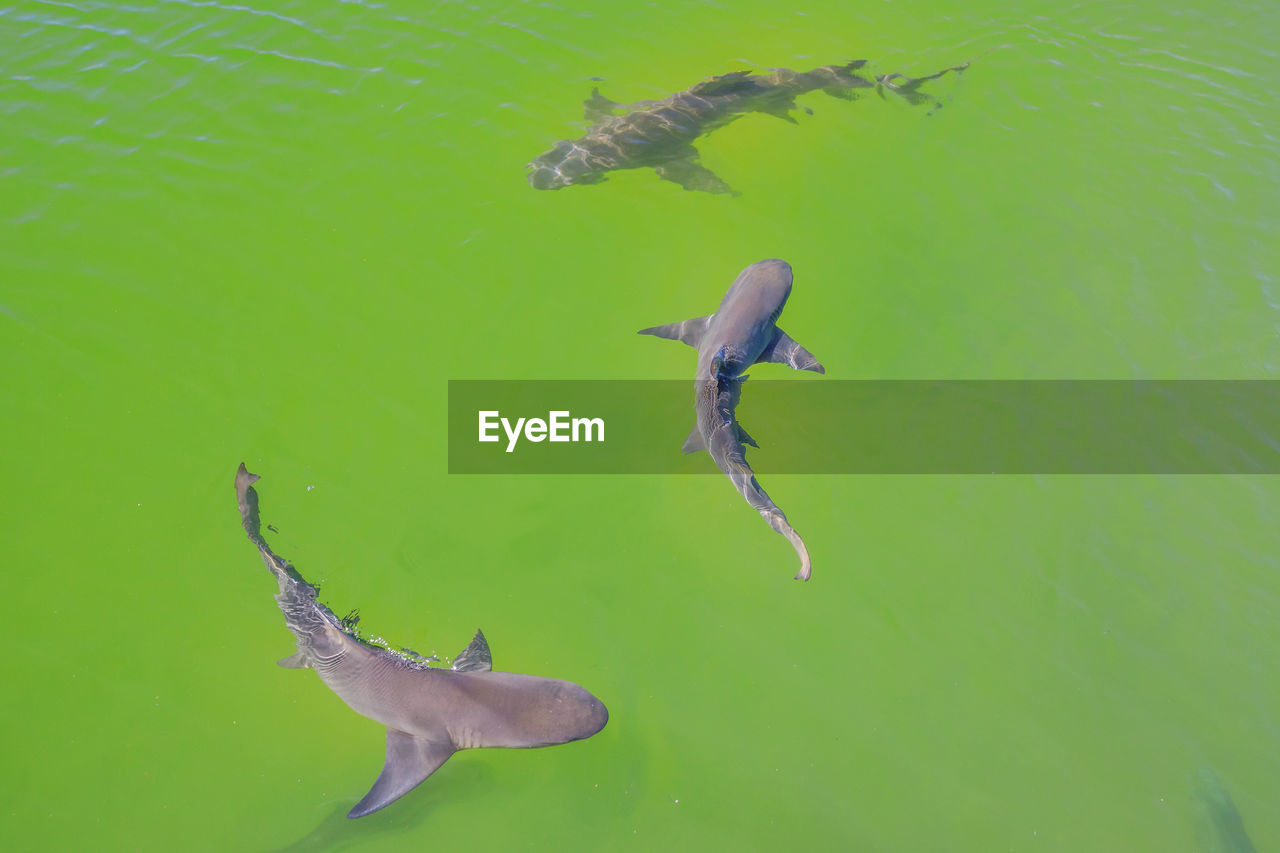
[[528, 59, 968, 195], [1192, 768, 1258, 853], [639, 259, 824, 580], [234, 464, 608, 818]]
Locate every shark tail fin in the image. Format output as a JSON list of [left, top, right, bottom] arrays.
[[638, 315, 713, 349], [876, 62, 970, 109], [348, 730, 455, 819], [760, 507, 812, 582], [452, 629, 493, 672]]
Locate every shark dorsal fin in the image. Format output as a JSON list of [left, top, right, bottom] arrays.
[[348, 730, 455, 818], [452, 629, 492, 672], [584, 87, 624, 123], [689, 71, 755, 97], [638, 315, 713, 349]]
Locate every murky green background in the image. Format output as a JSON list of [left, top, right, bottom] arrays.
[[3, 0, 1277, 850]]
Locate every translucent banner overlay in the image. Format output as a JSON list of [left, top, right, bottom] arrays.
[[447, 380, 1280, 474]]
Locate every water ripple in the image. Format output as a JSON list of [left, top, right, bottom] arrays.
[[159, 0, 333, 40], [228, 44, 380, 73], [7, 10, 141, 43], [1133, 47, 1255, 79]]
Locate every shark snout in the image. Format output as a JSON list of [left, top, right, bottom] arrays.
[[528, 142, 578, 190], [582, 692, 609, 738], [560, 683, 609, 741], [528, 142, 607, 190], [528, 164, 567, 190]]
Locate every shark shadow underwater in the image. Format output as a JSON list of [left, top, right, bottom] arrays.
[[640, 259, 824, 580], [234, 464, 608, 818], [528, 58, 968, 195]]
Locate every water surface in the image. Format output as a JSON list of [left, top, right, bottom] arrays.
[[2, 0, 1277, 850]]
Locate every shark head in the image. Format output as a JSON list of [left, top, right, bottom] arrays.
[[550, 681, 610, 743], [527, 141, 604, 190]]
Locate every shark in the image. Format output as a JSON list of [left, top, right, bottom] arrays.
[[234, 464, 608, 818], [527, 59, 968, 195], [639, 259, 824, 580], [1192, 768, 1258, 853]]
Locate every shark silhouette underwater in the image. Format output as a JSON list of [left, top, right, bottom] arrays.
[[528, 58, 968, 195], [1192, 768, 1258, 853], [640, 259, 824, 580], [234, 464, 608, 818]]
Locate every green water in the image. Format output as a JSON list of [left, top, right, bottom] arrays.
[[3, 0, 1278, 850]]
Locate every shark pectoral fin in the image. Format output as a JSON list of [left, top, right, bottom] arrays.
[[878, 83, 933, 108], [681, 426, 708, 454], [759, 99, 800, 123], [736, 423, 758, 448], [638, 315, 712, 349], [822, 85, 862, 101], [452, 629, 493, 672], [757, 327, 825, 373], [277, 651, 310, 669], [348, 731, 455, 819], [652, 158, 738, 196]]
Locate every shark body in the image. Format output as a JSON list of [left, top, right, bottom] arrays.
[[639, 259, 824, 580], [528, 59, 968, 195], [234, 464, 608, 818]]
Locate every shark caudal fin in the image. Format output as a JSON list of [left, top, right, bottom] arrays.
[[753, 501, 812, 582], [783, 522, 812, 581], [876, 62, 969, 108], [638, 315, 713, 348], [756, 327, 825, 373], [348, 730, 455, 819]]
